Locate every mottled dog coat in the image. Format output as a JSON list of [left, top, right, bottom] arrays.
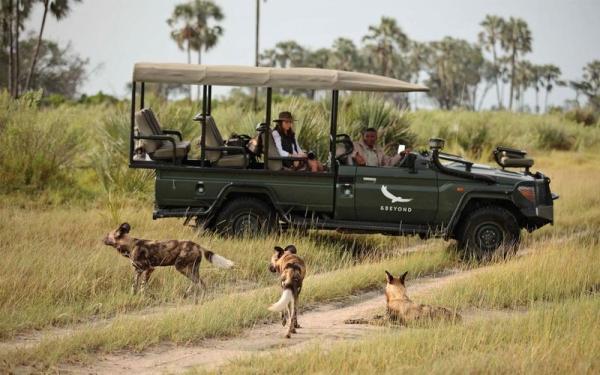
[[384, 271, 461, 324], [103, 223, 234, 297], [268, 245, 306, 338]]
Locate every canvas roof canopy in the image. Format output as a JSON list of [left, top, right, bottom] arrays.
[[133, 63, 429, 93]]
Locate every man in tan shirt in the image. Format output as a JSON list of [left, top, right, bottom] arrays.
[[352, 128, 403, 167]]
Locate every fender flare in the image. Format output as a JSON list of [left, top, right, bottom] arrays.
[[444, 191, 516, 240], [203, 184, 286, 222]]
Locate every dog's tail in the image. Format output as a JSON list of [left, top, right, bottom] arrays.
[[203, 250, 234, 269], [268, 288, 293, 312]]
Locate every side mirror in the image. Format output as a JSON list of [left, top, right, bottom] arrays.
[[397, 144, 406, 155]]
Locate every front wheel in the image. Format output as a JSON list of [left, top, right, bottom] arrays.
[[456, 206, 520, 261], [214, 197, 276, 237]]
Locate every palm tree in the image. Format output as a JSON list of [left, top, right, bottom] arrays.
[[478, 14, 505, 108], [330, 37, 360, 71], [24, 0, 80, 92], [188, 1, 223, 66], [168, 1, 224, 100], [501, 17, 532, 111], [540, 64, 562, 112], [362, 16, 408, 76]]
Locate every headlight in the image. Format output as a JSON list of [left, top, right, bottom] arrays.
[[517, 186, 536, 203]]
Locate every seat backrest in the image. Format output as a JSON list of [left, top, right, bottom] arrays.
[[261, 130, 282, 171], [202, 116, 225, 163], [141, 108, 163, 135], [135, 110, 161, 153]]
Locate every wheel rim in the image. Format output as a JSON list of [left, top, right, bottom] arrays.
[[474, 222, 504, 252], [232, 212, 264, 234]]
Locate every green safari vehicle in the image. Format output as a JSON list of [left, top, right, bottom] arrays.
[[128, 63, 558, 258]]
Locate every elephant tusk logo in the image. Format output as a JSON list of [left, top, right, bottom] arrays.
[[381, 185, 413, 203]]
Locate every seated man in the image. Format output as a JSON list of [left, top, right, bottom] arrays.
[[352, 127, 403, 167]]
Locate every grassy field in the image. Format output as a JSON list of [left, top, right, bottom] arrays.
[[1, 92, 599, 372]]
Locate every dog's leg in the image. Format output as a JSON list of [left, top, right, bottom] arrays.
[[286, 297, 296, 337], [293, 292, 301, 329], [140, 268, 154, 294], [290, 296, 297, 334], [132, 270, 142, 295], [281, 311, 287, 327]]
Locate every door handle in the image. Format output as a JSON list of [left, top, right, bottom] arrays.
[[362, 177, 377, 183]]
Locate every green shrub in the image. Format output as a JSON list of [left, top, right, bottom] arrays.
[[533, 122, 575, 150], [0, 91, 83, 192]]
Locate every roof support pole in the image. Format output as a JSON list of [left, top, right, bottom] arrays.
[[207, 85, 212, 115], [200, 85, 208, 166], [330, 89, 339, 217], [130, 82, 136, 165], [264, 87, 272, 170], [140, 82, 145, 109]]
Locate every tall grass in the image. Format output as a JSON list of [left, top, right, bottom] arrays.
[[215, 297, 599, 374], [0, 248, 454, 369], [426, 231, 600, 309]]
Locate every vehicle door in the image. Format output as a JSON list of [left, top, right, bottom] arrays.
[[353, 163, 438, 224]]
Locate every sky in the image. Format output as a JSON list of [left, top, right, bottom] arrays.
[[25, 0, 600, 108]]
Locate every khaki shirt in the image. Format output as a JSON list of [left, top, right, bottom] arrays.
[[352, 140, 402, 167]]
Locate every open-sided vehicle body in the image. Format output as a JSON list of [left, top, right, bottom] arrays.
[[128, 63, 557, 258]]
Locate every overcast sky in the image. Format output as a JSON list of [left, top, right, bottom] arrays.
[[26, 0, 600, 107]]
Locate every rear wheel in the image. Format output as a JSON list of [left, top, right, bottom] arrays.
[[214, 197, 276, 237], [456, 206, 520, 261]]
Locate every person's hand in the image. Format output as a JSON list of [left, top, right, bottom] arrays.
[[295, 151, 307, 158], [353, 153, 366, 166]]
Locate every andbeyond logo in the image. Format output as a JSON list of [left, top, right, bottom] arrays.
[[381, 185, 413, 203]]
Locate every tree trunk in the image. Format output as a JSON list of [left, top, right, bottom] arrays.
[[196, 46, 202, 101], [187, 39, 192, 100], [14, 0, 20, 97], [492, 48, 502, 109], [544, 90, 550, 113], [508, 47, 516, 111], [253, 0, 260, 112], [535, 88, 540, 113], [25, 0, 49, 92], [6, 0, 13, 96]]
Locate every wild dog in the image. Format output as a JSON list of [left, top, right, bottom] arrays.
[[267, 245, 306, 338], [345, 271, 460, 325], [384, 271, 461, 324], [102, 223, 234, 298]]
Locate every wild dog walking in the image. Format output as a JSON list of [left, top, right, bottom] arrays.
[[267, 245, 306, 338], [346, 271, 460, 325], [102, 223, 234, 298]]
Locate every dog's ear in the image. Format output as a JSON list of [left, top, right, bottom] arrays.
[[284, 245, 297, 254], [274, 246, 284, 257], [385, 270, 394, 283], [116, 223, 131, 238], [119, 223, 131, 233], [399, 271, 408, 285]]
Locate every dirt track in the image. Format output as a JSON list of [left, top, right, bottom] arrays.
[[58, 268, 506, 375]]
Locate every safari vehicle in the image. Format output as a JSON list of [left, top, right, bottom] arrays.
[[128, 63, 557, 258]]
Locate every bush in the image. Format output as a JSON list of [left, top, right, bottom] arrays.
[[0, 91, 83, 192], [564, 106, 598, 126], [533, 123, 575, 150]]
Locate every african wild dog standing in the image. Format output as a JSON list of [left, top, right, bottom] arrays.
[[103, 223, 234, 298], [268, 245, 306, 338]]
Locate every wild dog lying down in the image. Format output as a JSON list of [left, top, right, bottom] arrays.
[[346, 271, 460, 325], [267, 245, 306, 338], [102, 223, 234, 297]]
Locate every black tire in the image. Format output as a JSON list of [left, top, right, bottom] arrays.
[[214, 197, 276, 237], [456, 206, 520, 261]]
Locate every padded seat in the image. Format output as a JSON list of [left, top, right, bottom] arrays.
[[152, 141, 191, 159], [134, 108, 190, 161], [200, 116, 248, 168], [500, 156, 534, 168]]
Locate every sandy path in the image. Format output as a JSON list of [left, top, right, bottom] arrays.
[[60, 268, 487, 375]]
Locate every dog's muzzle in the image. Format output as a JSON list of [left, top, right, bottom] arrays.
[[268, 264, 277, 273]]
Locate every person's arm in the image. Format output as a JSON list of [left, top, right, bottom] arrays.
[[294, 139, 304, 155], [271, 131, 290, 157]]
